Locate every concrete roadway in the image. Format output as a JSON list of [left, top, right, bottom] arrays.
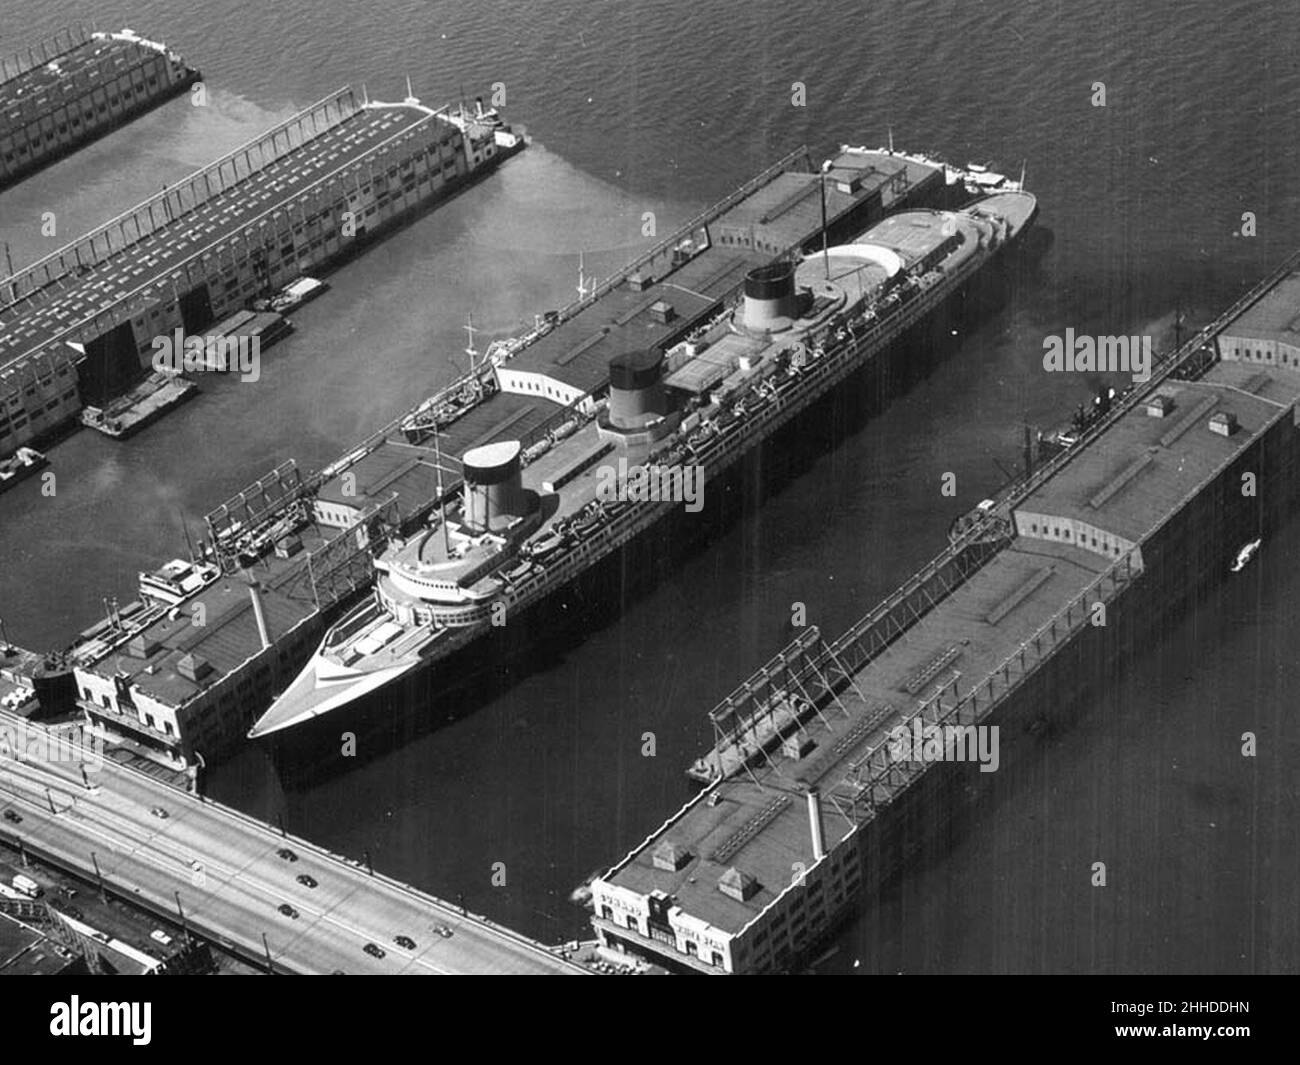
[[0, 746, 585, 975]]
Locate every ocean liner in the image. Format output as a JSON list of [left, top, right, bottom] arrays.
[[250, 188, 1038, 739]]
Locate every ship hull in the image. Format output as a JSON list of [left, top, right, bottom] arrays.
[[261, 229, 1038, 780]]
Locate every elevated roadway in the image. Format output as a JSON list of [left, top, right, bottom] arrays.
[[0, 713, 585, 975]]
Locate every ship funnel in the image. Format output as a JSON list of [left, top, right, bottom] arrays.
[[607, 349, 667, 430], [742, 261, 802, 331], [806, 785, 826, 861], [462, 440, 529, 531]]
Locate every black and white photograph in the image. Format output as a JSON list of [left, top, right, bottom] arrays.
[[0, 0, 1292, 1035]]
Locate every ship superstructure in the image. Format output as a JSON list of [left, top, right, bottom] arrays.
[[251, 190, 1037, 738]]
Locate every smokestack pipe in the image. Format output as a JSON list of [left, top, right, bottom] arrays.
[[806, 786, 826, 862], [248, 581, 271, 650]]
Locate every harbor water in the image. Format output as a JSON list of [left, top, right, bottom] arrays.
[[0, 0, 1297, 972]]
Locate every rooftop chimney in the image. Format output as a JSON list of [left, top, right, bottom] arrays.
[[248, 580, 271, 650], [806, 785, 826, 862]]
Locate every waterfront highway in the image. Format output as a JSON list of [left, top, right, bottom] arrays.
[[0, 724, 586, 975]]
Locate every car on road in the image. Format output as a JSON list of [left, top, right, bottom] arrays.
[[277, 848, 298, 862], [434, 924, 454, 939], [150, 806, 169, 819], [296, 874, 317, 889], [277, 903, 299, 919], [363, 942, 385, 959], [2, 810, 20, 824], [394, 935, 416, 950]]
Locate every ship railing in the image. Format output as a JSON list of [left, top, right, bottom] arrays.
[[0, 86, 360, 313], [313, 376, 479, 487], [683, 246, 978, 473]]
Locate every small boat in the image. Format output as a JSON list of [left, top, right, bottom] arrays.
[[0, 447, 47, 493], [522, 439, 551, 464], [139, 559, 221, 606], [525, 530, 566, 562], [551, 418, 580, 442], [262, 276, 327, 314], [1230, 538, 1261, 573], [502, 560, 537, 584]]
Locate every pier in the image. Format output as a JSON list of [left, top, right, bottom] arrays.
[[0, 85, 519, 459], [589, 251, 1300, 974], [0, 27, 199, 192]]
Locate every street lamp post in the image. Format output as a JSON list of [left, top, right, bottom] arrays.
[[90, 850, 105, 900], [174, 890, 188, 941]]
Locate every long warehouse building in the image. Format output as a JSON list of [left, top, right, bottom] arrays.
[[0, 85, 522, 458], [0, 26, 199, 191]]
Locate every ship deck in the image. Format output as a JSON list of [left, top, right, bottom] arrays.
[[312, 149, 949, 529], [503, 149, 945, 397]]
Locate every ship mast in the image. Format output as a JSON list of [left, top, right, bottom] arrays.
[[819, 160, 831, 280], [464, 312, 478, 377], [432, 420, 452, 556], [577, 252, 590, 300], [178, 509, 196, 562]]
